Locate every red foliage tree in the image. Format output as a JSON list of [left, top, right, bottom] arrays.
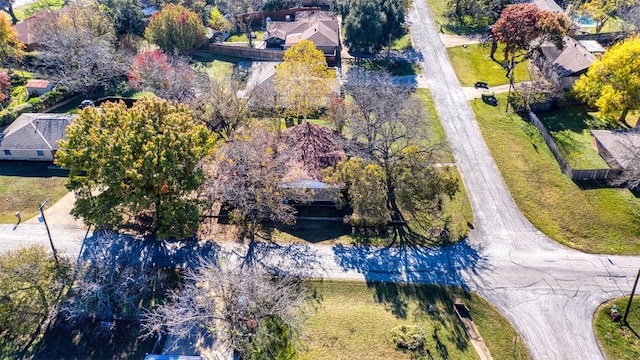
[[490, 4, 568, 65], [0, 71, 11, 104], [127, 50, 198, 102]]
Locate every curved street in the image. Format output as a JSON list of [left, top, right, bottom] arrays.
[[407, 0, 639, 358], [0, 1, 638, 359]]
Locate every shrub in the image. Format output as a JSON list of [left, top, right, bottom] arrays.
[[0, 102, 34, 126], [390, 324, 427, 352]]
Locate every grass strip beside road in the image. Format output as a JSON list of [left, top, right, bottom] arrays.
[[447, 43, 530, 87], [472, 93, 640, 255], [594, 296, 640, 359], [300, 281, 531, 360]]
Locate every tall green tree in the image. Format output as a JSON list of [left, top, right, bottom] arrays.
[[573, 35, 640, 126], [274, 40, 335, 121], [56, 97, 213, 239], [344, 0, 402, 53], [145, 4, 206, 53], [99, 0, 146, 37]]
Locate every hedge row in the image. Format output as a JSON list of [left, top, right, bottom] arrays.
[[0, 90, 70, 127]]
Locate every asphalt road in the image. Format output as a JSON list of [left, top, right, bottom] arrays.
[[0, 1, 638, 359], [407, 0, 639, 359]]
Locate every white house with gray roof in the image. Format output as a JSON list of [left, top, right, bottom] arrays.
[[0, 113, 75, 161]]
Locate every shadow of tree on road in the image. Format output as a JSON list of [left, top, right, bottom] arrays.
[[226, 238, 326, 278]]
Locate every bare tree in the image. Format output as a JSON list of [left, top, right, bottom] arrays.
[[60, 233, 165, 331], [193, 73, 254, 141], [204, 127, 312, 242], [0, 0, 18, 24], [141, 258, 309, 359], [32, 5, 130, 94]]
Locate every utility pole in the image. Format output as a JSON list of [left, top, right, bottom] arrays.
[[623, 268, 640, 325], [39, 199, 59, 267]]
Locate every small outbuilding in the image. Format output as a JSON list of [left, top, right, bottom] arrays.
[[591, 130, 640, 170], [25, 79, 53, 97], [0, 113, 75, 161]]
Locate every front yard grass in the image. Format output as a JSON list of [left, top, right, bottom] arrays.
[[0, 161, 68, 223], [300, 281, 531, 360], [472, 93, 640, 255], [594, 296, 640, 360], [536, 106, 610, 169], [447, 43, 530, 87]]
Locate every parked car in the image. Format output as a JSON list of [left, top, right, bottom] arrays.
[[78, 100, 95, 109]]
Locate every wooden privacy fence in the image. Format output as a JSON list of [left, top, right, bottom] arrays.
[[203, 43, 284, 61], [526, 111, 620, 181]]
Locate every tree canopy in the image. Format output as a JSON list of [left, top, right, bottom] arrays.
[[33, 5, 128, 94], [491, 4, 568, 66], [145, 4, 206, 53], [342, 0, 405, 53], [205, 127, 310, 241], [127, 50, 202, 103], [274, 40, 335, 121], [0, 246, 71, 354], [573, 35, 640, 126], [0, 15, 23, 66], [142, 259, 309, 359], [324, 73, 458, 230], [55, 97, 213, 239]]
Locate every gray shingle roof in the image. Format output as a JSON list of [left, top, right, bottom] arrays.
[[0, 113, 75, 150]]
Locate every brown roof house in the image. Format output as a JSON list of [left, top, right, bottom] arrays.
[[15, 11, 57, 51], [264, 11, 340, 65], [0, 113, 75, 161], [26, 79, 53, 97], [533, 36, 602, 89], [280, 121, 345, 203]]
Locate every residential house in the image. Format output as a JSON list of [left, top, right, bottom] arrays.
[[591, 130, 640, 171], [26, 79, 53, 97], [533, 36, 603, 89], [263, 11, 341, 65], [280, 121, 345, 204], [0, 113, 75, 161], [15, 11, 56, 51]]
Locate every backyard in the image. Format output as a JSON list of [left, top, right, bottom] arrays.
[[472, 93, 640, 255], [535, 105, 610, 169]]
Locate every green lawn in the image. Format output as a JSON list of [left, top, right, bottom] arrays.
[[0, 162, 68, 223], [225, 30, 266, 43], [391, 32, 413, 50], [15, 0, 64, 21], [191, 52, 242, 79], [536, 106, 610, 169], [447, 43, 530, 87], [594, 296, 640, 360], [472, 93, 640, 255], [300, 281, 531, 360]]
